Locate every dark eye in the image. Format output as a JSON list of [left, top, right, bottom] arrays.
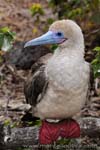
[[56, 32, 63, 36]]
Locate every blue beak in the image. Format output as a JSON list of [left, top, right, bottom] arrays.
[[24, 31, 64, 48]]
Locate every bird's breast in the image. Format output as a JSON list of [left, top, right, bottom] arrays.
[[46, 56, 89, 90], [34, 56, 90, 119]]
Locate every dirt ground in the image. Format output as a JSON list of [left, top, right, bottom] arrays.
[[0, 0, 55, 41]]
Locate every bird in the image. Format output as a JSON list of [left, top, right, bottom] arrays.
[[24, 19, 90, 144]]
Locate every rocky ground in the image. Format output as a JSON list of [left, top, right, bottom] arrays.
[[0, 0, 55, 41]]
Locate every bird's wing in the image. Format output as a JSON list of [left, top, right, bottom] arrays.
[[24, 64, 48, 106]]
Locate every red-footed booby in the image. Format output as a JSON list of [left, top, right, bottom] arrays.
[[24, 20, 90, 144]]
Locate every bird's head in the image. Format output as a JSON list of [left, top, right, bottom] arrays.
[[24, 19, 84, 50]]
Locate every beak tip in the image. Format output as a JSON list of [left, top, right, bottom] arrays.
[[24, 42, 30, 48]]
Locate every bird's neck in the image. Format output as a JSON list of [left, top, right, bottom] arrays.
[[54, 40, 84, 59]]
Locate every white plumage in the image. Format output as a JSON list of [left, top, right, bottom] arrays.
[[24, 20, 90, 120]]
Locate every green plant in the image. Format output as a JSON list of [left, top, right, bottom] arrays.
[[91, 47, 100, 78], [56, 138, 71, 145], [4, 119, 11, 126], [0, 27, 16, 51], [30, 3, 44, 16], [27, 119, 41, 126], [47, 0, 100, 23], [51, 44, 58, 52]]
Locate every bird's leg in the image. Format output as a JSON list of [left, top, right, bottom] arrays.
[[39, 119, 80, 145]]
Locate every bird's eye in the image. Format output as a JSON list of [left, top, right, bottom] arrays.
[[56, 32, 63, 36]]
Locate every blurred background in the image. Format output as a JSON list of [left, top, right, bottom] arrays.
[[0, 0, 99, 45]]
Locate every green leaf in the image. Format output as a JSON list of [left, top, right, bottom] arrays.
[[0, 27, 10, 33], [93, 46, 100, 52], [51, 44, 58, 52], [94, 72, 100, 78], [8, 31, 16, 39], [47, 18, 54, 24], [0, 56, 3, 63], [27, 121, 33, 125], [0, 33, 4, 48], [34, 120, 42, 126], [4, 119, 10, 126], [91, 58, 98, 64], [56, 138, 71, 145], [92, 63, 100, 78], [30, 3, 44, 16], [11, 122, 18, 128], [0, 27, 16, 51]]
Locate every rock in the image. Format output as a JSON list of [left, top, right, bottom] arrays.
[[8, 103, 31, 112], [5, 42, 51, 70], [0, 122, 5, 150], [0, 117, 100, 149]]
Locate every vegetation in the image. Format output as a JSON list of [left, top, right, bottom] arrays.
[[48, 0, 100, 23], [0, 27, 16, 52], [91, 47, 100, 78], [0, 27, 16, 63], [29, 3, 44, 17]]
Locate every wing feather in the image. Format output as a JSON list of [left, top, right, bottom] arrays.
[[24, 65, 48, 106]]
